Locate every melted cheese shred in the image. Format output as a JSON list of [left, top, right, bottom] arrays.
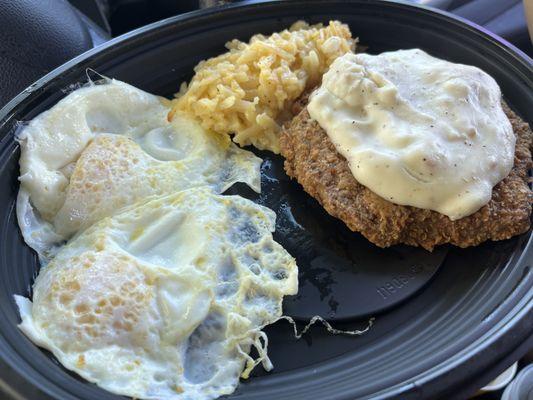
[[236, 315, 375, 379]]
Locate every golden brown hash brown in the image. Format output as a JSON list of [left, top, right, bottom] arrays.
[[280, 94, 533, 250]]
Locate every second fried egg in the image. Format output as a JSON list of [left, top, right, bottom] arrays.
[[16, 188, 298, 400]]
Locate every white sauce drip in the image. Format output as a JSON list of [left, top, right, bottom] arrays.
[[307, 49, 515, 220]]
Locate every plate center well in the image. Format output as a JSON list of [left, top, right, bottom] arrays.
[[227, 152, 447, 321]]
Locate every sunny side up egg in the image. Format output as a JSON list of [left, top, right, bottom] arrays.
[[16, 80, 262, 260], [16, 188, 298, 400]]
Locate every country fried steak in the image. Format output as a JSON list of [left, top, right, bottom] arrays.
[[280, 93, 533, 250]]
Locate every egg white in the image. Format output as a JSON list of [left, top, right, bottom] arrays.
[[16, 188, 298, 400], [16, 80, 262, 260]]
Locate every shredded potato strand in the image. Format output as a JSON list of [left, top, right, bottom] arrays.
[[170, 21, 356, 153]]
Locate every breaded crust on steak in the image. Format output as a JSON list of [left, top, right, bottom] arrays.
[[280, 94, 533, 250]]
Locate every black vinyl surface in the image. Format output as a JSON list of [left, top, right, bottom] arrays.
[[0, 0, 94, 108], [0, 1, 531, 399]]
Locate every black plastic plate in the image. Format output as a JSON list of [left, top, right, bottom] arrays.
[[0, 1, 531, 400]]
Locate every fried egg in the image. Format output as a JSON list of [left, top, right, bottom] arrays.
[[16, 188, 298, 400], [16, 80, 261, 259]]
